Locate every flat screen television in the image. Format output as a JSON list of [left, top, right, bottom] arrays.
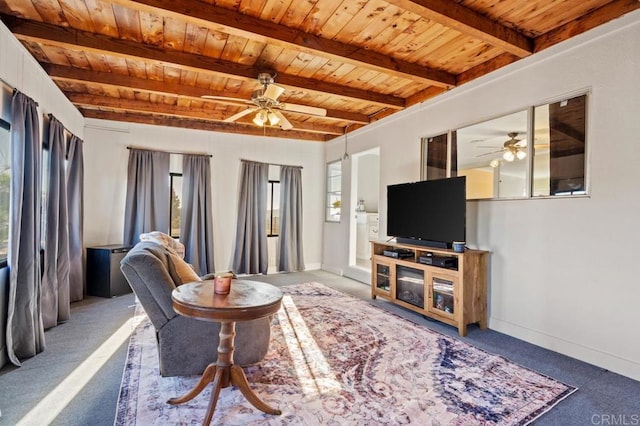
[[387, 176, 466, 249]]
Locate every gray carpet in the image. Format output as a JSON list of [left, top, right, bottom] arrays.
[[0, 270, 638, 425]]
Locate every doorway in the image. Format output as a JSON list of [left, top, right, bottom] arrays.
[[347, 148, 380, 279]]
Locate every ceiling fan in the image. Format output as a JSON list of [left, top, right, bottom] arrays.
[[203, 73, 327, 130], [476, 132, 527, 164]]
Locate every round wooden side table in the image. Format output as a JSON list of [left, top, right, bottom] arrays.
[[168, 280, 283, 425]]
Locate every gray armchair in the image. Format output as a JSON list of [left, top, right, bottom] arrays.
[[120, 241, 272, 377]]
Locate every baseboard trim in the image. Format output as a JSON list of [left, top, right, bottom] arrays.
[[304, 263, 321, 271], [321, 264, 343, 276], [490, 317, 640, 382]]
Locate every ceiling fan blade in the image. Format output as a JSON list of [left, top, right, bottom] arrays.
[[263, 84, 285, 100], [273, 110, 293, 130], [202, 95, 253, 105], [280, 102, 327, 116], [476, 150, 503, 157], [224, 107, 256, 123]]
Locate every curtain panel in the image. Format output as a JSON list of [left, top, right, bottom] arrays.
[[232, 160, 268, 275], [277, 165, 305, 272], [66, 135, 84, 301], [181, 154, 215, 275], [41, 117, 71, 329], [6, 90, 45, 365], [123, 149, 170, 246]]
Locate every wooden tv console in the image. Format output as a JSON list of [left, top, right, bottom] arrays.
[[371, 241, 489, 336]]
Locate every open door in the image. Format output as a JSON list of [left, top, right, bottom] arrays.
[[345, 148, 380, 282]]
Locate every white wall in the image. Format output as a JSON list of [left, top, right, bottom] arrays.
[[83, 119, 325, 271], [323, 11, 640, 381]]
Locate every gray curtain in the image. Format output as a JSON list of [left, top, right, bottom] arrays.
[[7, 90, 44, 365], [123, 149, 170, 246], [41, 117, 71, 329], [277, 166, 305, 272], [181, 154, 214, 275], [232, 160, 268, 275], [66, 135, 84, 302]]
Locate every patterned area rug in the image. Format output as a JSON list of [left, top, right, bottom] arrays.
[[115, 282, 576, 425]]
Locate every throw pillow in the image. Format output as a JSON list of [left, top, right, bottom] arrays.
[[167, 252, 201, 286]]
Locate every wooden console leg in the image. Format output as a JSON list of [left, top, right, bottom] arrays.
[[230, 365, 281, 415], [457, 323, 467, 337], [167, 363, 217, 405]]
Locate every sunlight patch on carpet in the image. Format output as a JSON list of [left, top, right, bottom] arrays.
[[279, 294, 341, 397]]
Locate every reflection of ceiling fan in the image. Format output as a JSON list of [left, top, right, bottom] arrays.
[[477, 132, 527, 165], [203, 73, 327, 130]]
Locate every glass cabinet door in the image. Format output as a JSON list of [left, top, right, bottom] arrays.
[[430, 275, 455, 317], [375, 263, 391, 293]]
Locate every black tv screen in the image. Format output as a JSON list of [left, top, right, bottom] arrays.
[[387, 177, 466, 248]]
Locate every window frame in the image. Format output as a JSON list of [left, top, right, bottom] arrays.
[[169, 172, 182, 239], [420, 90, 590, 201], [267, 179, 280, 237], [325, 160, 342, 223], [0, 118, 9, 268]]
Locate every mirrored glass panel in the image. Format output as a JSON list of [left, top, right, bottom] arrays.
[[455, 110, 529, 199], [421, 133, 448, 180], [533, 94, 587, 196]]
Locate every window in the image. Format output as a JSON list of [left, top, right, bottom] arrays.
[[533, 94, 587, 196], [421, 92, 588, 200], [326, 160, 342, 222], [0, 118, 9, 264], [170, 173, 182, 238], [266, 180, 280, 237], [41, 141, 50, 250]]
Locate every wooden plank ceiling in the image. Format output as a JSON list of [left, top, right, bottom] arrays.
[[0, 0, 637, 142]]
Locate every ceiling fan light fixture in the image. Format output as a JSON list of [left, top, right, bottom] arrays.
[[267, 110, 280, 126], [503, 150, 515, 162], [253, 109, 267, 126], [516, 150, 527, 160]]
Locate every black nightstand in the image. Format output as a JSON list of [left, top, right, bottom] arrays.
[[86, 245, 132, 297]]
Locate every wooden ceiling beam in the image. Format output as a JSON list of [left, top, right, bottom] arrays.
[[534, 0, 640, 52], [384, 0, 533, 57], [67, 93, 344, 135], [116, 0, 456, 88], [406, 86, 448, 107], [80, 109, 330, 142], [43, 63, 371, 124], [2, 15, 405, 109], [456, 52, 520, 85]]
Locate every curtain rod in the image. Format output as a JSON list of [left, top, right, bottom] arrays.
[[0, 77, 15, 91], [240, 158, 303, 169], [48, 113, 78, 140], [127, 146, 212, 158], [1, 78, 40, 107]]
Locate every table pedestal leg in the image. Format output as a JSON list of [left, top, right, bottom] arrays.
[[168, 321, 280, 425], [167, 363, 217, 405], [230, 364, 281, 414]]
